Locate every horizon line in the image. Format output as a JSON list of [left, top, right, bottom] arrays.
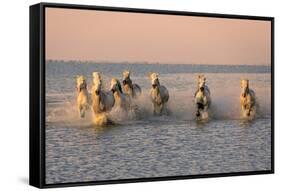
[[45, 59, 270, 67]]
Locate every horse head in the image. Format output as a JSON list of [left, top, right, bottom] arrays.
[[76, 75, 87, 92], [148, 72, 160, 89], [110, 78, 123, 94], [240, 79, 249, 97], [197, 74, 206, 92], [122, 70, 132, 86]]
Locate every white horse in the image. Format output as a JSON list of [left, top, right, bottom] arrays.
[[240, 79, 256, 119], [194, 75, 211, 120], [91, 73, 115, 126], [76, 75, 91, 118], [122, 70, 142, 98], [110, 78, 131, 110], [148, 72, 169, 115], [92, 72, 103, 90]]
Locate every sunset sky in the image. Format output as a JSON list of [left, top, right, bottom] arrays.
[[46, 8, 271, 65]]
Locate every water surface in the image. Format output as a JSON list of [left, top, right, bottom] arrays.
[[46, 61, 271, 184]]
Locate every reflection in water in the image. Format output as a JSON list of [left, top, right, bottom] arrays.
[[239, 120, 252, 128]]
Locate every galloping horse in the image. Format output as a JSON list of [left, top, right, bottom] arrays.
[[76, 75, 91, 118], [110, 78, 131, 111], [91, 73, 115, 125], [194, 75, 211, 120], [240, 79, 256, 119], [122, 70, 141, 98], [148, 72, 169, 115]]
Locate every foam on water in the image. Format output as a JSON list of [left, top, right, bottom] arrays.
[[46, 76, 271, 126]]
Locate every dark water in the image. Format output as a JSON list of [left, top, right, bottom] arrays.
[[45, 61, 272, 184]]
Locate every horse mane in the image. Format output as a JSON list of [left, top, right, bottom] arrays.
[[116, 79, 123, 93], [125, 77, 133, 87], [77, 83, 87, 92]]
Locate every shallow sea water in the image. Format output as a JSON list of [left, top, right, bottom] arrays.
[[45, 62, 271, 184]]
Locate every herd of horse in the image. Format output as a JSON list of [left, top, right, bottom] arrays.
[[76, 70, 257, 126]]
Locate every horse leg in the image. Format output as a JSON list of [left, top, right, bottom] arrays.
[[78, 104, 82, 118], [248, 104, 256, 118], [164, 103, 171, 116], [202, 106, 209, 119], [157, 104, 163, 115], [247, 109, 251, 116], [80, 106, 86, 118], [196, 110, 201, 117], [153, 103, 160, 116], [78, 104, 85, 118], [153, 103, 157, 115], [241, 105, 246, 118]]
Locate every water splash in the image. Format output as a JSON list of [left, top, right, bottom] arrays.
[[46, 87, 270, 127]]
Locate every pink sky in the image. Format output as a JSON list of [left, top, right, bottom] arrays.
[[46, 8, 271, 65]]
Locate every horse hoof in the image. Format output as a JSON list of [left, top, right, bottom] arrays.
[[79, 113, 85, 118]]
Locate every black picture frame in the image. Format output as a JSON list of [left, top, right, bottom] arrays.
[[29, 2, 274, 188]]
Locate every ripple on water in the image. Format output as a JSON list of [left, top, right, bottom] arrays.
[[46, 118, 271, 184]]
